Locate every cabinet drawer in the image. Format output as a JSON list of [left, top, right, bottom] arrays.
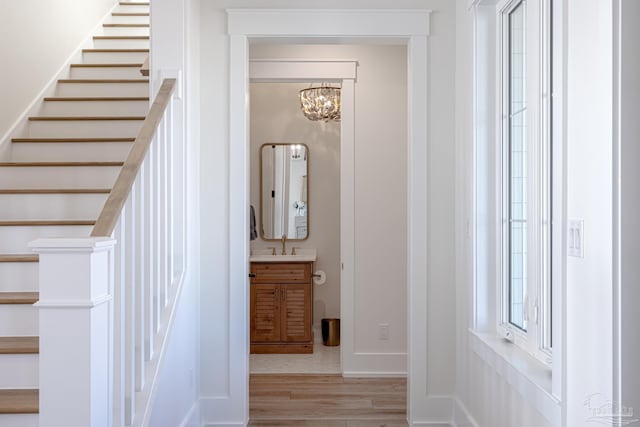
[[251, 262, 312, 283]]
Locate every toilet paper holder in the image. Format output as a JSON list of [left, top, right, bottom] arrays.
[[312, 270, 326, 285]]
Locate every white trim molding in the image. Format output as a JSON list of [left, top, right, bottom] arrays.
[[227, 9, 430, 38], [223, 7, 433, 426], [250, 59, 357, 82]]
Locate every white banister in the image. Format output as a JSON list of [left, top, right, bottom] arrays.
[[32, 79, 184, 427]]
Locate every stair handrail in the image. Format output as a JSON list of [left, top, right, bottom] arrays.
[[91, 78, 176, 237]]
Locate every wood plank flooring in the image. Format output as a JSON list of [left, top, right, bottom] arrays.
[[249, 374, 408, 426]]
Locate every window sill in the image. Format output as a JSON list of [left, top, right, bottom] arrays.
[[468, 329, 561, 425]]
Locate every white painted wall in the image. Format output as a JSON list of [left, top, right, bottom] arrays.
[[249, 82, 341, 326], [0, 0, 117, 140], [619, 0, 640, 418], [565, 0, 614, 424], [147, 0, 201, 424]]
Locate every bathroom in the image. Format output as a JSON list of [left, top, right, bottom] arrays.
[[247, 43, 409, 376]]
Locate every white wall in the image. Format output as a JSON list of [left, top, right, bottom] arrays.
[[147, 0, 201, 424], [620, 0, 640, 418], [249, 82, 341, 325], [0, 0, 117, 140], [565, 0, 614, 424], [197, 1, 457, 423]]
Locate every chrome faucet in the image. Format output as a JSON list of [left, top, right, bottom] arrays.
[[281, 235, 287, 255]]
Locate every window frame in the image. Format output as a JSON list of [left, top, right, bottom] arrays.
[[497, 0, 554, 365]]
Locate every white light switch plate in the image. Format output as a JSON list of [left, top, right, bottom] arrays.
[[568, 219, 584, 258]]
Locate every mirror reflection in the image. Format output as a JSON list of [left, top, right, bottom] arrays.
[[260, 143, 309, 240]]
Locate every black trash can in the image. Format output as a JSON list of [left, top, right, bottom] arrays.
[[321, 318, 340, 346]]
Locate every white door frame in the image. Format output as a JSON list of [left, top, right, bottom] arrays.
[[228, 9, 432, 424]]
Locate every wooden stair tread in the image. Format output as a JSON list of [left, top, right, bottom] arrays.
[[0, 161, 124, 167], [0, 189, 110, 194], [0, 389, 39, 414], [0, 337, 39, 354], [0, 220, 96, 226], [11, 137, 135, 143], [93, 36, 149, 40], [43, 97, 149, 102], [103, 23, 149, 27], [0, 255, 38, 263], [0, 292, 39, 305], [70, 63, 143, 68], [29, 116, 145, 121], [82, 48, 149, 53], [57, 78, 149, 83]]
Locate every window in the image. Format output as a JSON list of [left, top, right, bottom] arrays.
[[499, 0, 554, 363]]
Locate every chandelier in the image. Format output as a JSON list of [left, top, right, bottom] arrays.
[[299, 85, 341, 122]]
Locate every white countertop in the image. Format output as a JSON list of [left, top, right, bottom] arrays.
[[249, 248, 317, 262]]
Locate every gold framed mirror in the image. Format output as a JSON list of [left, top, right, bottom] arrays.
[[259, 143, 309, 241]]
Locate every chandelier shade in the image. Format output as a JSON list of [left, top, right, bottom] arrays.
[[299, 85, 341, 122]]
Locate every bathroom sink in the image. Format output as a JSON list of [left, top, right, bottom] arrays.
[[250, 248, 317, 262]]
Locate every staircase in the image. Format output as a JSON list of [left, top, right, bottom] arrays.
[[0, 2, 149, 426]]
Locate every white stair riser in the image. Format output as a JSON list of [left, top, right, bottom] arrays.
[[0, 355, 38, 388], [82, 51, 149, 64], [0, 414, 38, 427], [101, 27, 150, 37], [0, 263, 38, 293], [40, 100, 148, 116], [56, 82, 148, 97], [106, 15, 150, 25], [114, 5, 150, 13], [0, 167, 119, 190], [0, 194, 108, 221], [0, 226, 93, 253], [70, 66, 145, 79], [0, 306, 37, 336], [92, 39, 150, 49], [27, 120, 143, 138], [11, 142, 133, 162]]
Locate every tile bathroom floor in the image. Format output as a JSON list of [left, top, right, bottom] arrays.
[[250, 342, 341, 374]]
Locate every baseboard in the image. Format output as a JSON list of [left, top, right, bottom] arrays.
[[410, 396, 455, 425], [452, 398, 480, 427], [199, 396, 247, 427], [180, 400, 201, 427]]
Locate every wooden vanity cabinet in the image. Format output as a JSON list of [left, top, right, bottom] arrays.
[[250, 262, 313, 354]]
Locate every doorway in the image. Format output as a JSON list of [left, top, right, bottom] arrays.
[[227, 8, 431, 424], [247, 58, 354, 376], [248, 81, 342, 374]]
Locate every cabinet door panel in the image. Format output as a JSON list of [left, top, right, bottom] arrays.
[[251, 284, 280, 342], [280, 284, 312, 342]]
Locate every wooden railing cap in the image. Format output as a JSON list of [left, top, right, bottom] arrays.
[[91, 78, 176, 237]]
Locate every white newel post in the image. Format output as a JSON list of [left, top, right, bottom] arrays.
[[30, 237, 115, 427]]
